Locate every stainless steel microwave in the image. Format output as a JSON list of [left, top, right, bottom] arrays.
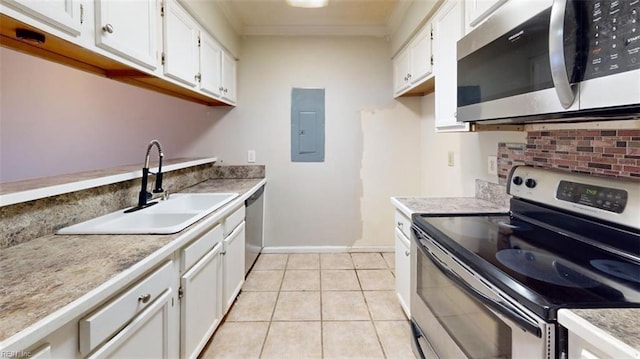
[[457, 0, 640, 123]]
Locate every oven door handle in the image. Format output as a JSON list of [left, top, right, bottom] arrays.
[[421, 241, 543, 338]]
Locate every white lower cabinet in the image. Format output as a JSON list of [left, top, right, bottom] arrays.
[[394, 210, 412, 317], [1, 198, 254, 359], [79, 261, 178, 358], [223, 221, 246, 312], [395, 229, 411, 317], [87, 290, 173, 359], [180, 225, 224, 359]]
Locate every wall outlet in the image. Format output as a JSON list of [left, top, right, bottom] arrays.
[[488, 155, 498, 175], [447, 151, 455, 167], [247, 150, 256, 163]]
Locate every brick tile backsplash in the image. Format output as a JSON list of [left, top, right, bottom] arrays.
[[497, 143, 526, 185], [498, 129, 640, 183]]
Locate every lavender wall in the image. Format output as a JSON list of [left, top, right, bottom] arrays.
[[0, 48, 226, 182]]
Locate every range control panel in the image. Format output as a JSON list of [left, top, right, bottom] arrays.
[[507, 166, 640, 230], [556, 180, 628, 213], [585, 0, 640, 79]]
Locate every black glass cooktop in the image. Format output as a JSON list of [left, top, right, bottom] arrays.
[[412, 201, 640, 320]]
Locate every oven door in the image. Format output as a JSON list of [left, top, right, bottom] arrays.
[[410, 226, 554, 359]]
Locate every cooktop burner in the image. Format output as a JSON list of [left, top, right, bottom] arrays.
[[591, 260, 640, 284], [496, 249, 600, 288]]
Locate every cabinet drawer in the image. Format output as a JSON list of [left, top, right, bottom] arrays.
[[223, 205, 245, 237], [395, 210, 412, 239], [79, 261, 173, 356], [182, 224, 223, 272]]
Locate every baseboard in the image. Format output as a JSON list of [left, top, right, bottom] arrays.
[[261, 246, 394, 253]]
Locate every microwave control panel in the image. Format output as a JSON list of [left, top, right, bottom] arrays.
[[556, 180, 628, 213], [585, 0, 640, 80]]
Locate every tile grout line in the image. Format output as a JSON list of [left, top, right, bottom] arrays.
[[257, 254, 289, 359], [361, 252, 390, 359]]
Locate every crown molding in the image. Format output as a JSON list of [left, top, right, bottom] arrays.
[[241, 24, 389, 37], [214, 1, 244, 35], [386, 1, 413, 36]]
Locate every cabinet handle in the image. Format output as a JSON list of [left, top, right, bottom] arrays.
[[138, 293, 151, 304], [405, 250, 410, 256], [195, 73, 201, 82], [219, 86, 224, 92], [102, 24, 114, 34], [397, 222, 403, 228], [224, 88, 228, 93]]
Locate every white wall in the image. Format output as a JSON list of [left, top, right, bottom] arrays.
[[185, 36, 414, 249], [0, 47, 222, 182], [420, 94, 527, 197], [357, 97, 423, 248]]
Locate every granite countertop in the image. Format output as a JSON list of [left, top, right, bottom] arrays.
[[566, 308, 640, 354], [0, 178, 264, 344], [391, 196, 510, 217]]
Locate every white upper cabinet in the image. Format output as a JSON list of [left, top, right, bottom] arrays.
[[464, 0, 508, 34], [433, 0, 469, 132], [163, 0, 199, 86], [220, 51, 237, 104], [94, 0, 158, 70], [409, 26, 433, 86], [3, 0, 82, 36], [162, 0, 236, 104], [199, 31, 223, 97], [393, 23, 433, 97], [393, 49, 411, 95]]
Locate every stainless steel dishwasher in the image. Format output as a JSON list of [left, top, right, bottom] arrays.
[[244, 184, 264, 275]]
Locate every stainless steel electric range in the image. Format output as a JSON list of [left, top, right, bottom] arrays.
[[410, 166, 640, 359]]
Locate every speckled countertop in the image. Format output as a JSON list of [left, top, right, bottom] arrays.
[[0, 178, 263, 344], [564, 308, 640, 354], [391, 196, 510, 217]]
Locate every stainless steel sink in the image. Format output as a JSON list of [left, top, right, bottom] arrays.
[[57, 193, 238, 234]]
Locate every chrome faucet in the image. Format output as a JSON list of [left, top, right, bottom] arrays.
[[125, 140, 164, 213]]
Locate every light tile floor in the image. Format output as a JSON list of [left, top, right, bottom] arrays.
[[199, 252, 416, 359]]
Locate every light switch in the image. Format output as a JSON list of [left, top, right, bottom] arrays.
[[248, 150, 256, 163], [447, 151, 455, 167]]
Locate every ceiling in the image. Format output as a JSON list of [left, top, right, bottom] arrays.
[[214, 0, 411, 37]]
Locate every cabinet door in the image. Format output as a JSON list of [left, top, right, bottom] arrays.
[[223, 222, 245, 312], [395, 228, 411, 318], [3, 0, 82, 36], [199, 32, 223, 97], [87, 289, 174, 359], [163, 0, 199, 86], [409, 25, 433, 85], [181, 243, 223, 359], [95, 0, 158, 70], [393, 49, 411, 96], [220, 51, 237, 104], [433, 0, 469, 132], [465, 0, 508, 32]]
